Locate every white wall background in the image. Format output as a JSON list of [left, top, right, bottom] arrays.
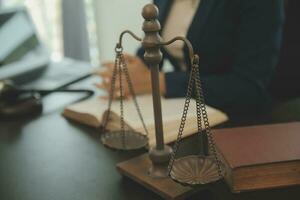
[[93, 0, 151, 62]]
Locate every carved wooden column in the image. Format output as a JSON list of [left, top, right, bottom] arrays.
[[141, 4, 172, 178]]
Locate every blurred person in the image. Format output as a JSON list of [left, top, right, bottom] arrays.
[[95, 0, 284, 116]]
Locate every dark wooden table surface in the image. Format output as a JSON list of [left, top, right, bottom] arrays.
[[0, 77, 299, 200]]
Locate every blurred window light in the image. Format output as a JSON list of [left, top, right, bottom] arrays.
[[2, 0, 63, 60]]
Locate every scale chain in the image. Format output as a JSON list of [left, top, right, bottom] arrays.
[[120, 54, 150, 137], [101, 53, 119, 132], [101, 43, 150, 150], [168, 56, 223, 179], [194, 62, 223, 178], [193, 62, 206, 156], [167, 60, 196, 175], [118, 53, 126, 149]]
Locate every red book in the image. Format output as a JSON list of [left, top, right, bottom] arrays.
[[213, 122, 300, 193]]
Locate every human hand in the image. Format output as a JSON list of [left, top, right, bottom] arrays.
[[94, 54, 166, 99]]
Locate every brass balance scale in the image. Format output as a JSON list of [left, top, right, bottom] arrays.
[[100, 4, 225, 199]]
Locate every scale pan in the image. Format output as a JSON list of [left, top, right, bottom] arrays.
[[170, 155, 225, 186], [101, 130, 148, 150]]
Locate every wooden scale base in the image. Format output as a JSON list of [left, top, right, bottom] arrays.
[[117, 154, 201, 200]]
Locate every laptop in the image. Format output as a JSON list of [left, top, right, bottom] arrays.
[[0, 7, 92, 90]]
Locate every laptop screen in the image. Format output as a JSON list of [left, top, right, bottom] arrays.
[[0, 8, 39, 66]]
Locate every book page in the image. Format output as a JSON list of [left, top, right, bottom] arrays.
[[111, 95, 228, 146], [63, 98, 108, 127], [63, 95, 228, 146]]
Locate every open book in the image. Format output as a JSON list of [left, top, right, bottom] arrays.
[[63, 95, 228, 147]]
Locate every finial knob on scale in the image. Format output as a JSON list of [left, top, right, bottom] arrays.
[[141, 4, 162, 65], [142, 4, 159, 20]]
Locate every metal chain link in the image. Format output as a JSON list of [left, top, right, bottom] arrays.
[[193, 59, 205, 156], [117, 53, 126, 149], [100, 52, 119, 132], [120, 54, 150, 137], [168, 55, 223, 179], [167, 62, 196, 174], [101, 45, 149, 147], [193, 59, 223, 178]]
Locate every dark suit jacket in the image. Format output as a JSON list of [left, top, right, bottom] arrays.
[[137, 0, 284, 115], [270, 0, 300, 99]]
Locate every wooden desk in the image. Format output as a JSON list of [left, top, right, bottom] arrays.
[[0, 77, 299, 200]]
